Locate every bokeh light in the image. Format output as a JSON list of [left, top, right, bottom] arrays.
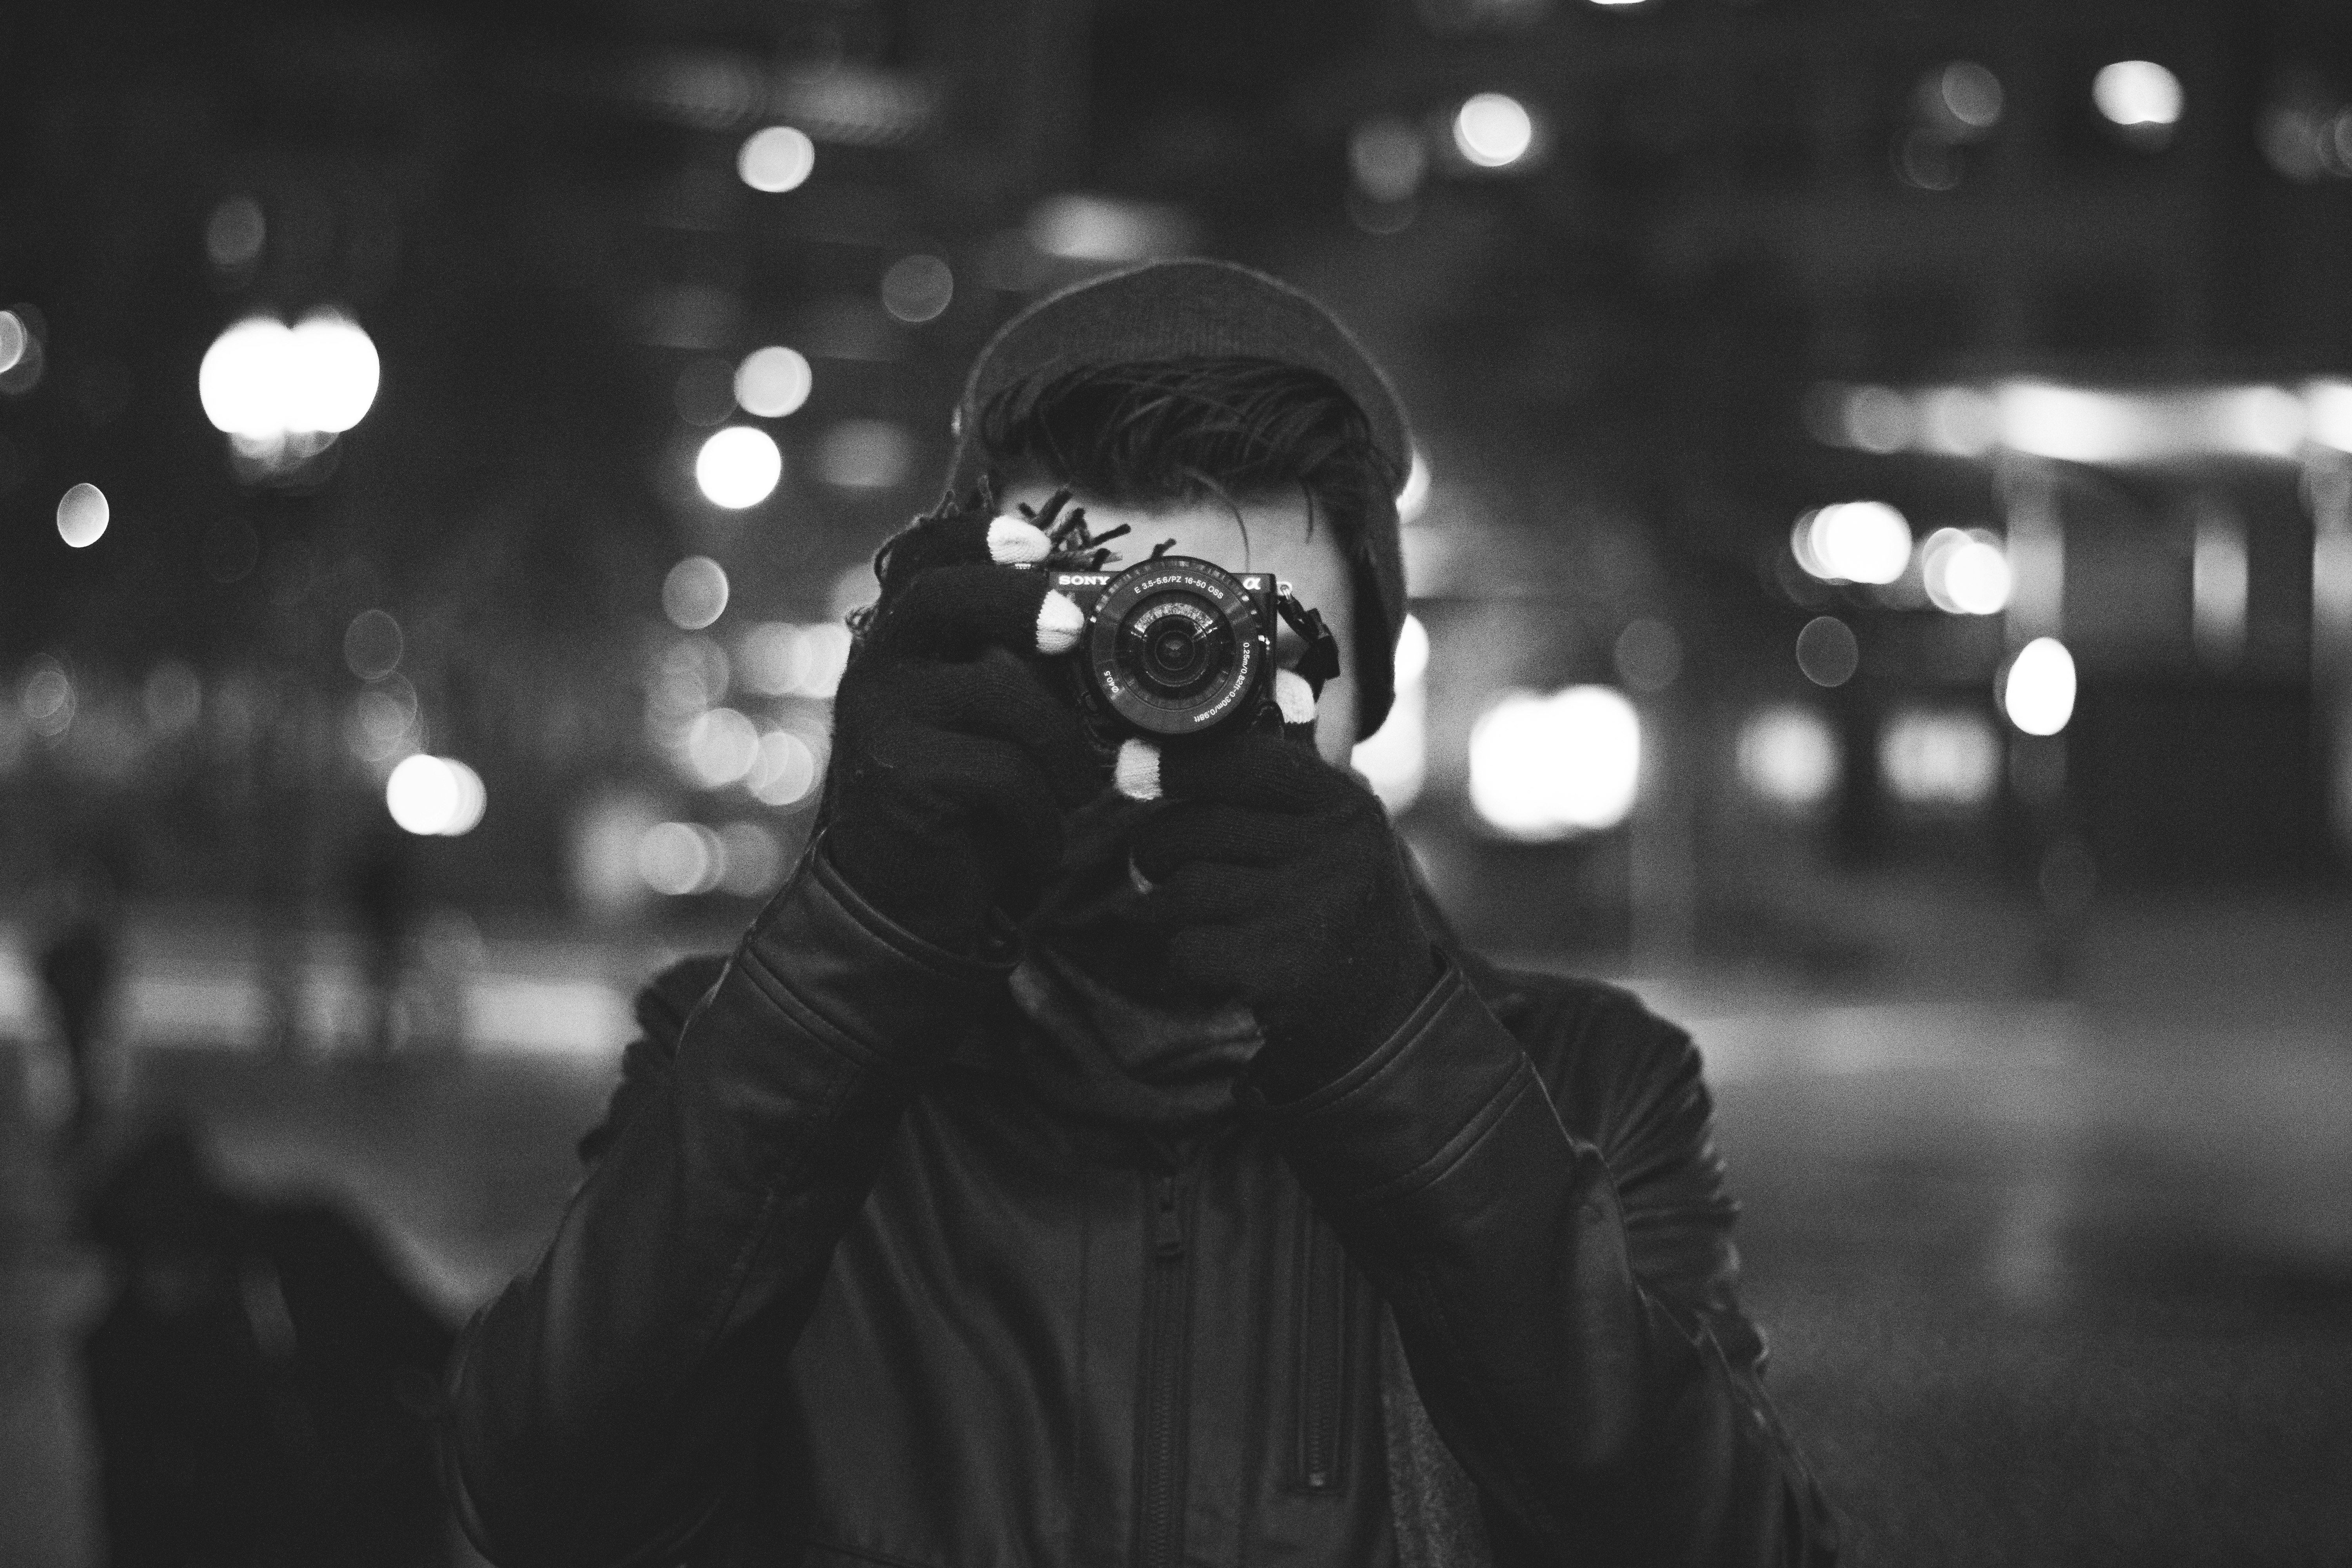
[[1737, 706, 1841, 810], [817, 420, 911, 489], [685, 707, 761, 788], [879, 254, 954, 324], [1795, 616, 1860, 687], [737, 621, 853, 698], [663, 557, 731, 632], [206, 196, 266, 271], [1880, 710, 2000, 808], [718, 821, 786, 896], [1350, 118, 1426, 202], [1468, 685, 1640, 839], [386, 754, 486, 836], [199, 311, 379, 437], [1920, 528, 2013, 615], [21, 658, 75, 739], [638, 820, 725, 896], [2004, 637, 2077, 736], [735, 346, 812, 418], [344, 609, 404, 679], [1453, 93, 1535, 169], [1935, 62, 2004, 131], [1613, 619, 1682, 693], [2094, 61, 2183, 128], [749, 728, 822, 808], [56, 483, 109, 548], [1794, 501, 1913, 585], [695, 426, 782, 508], [738, 126, 816, 193], [0, 311, 26, 375]]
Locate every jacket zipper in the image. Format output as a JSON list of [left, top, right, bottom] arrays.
[[1294, 1214, 1352, 1494], [1136, 1174, 1192, 1568]]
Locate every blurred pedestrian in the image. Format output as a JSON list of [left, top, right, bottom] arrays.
[[345, 822, 419, 1060], [81, 1120, 457, 1568], [38, 857, 120, 1145]]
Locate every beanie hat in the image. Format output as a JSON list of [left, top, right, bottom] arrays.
[[945, 259, 1414, 739]]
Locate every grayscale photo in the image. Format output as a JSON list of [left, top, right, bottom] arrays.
[[1, 0, 2348, 1564]]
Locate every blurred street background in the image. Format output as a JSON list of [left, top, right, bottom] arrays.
[[4, 0, 2352, 1562]]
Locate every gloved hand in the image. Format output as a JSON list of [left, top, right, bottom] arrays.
[[1124, 726, 1438, 1098], [818, 492, 1103, 956]]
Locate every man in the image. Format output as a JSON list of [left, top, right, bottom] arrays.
[[445, 260, 1839, 1567]]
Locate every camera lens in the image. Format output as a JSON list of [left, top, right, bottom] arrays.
[[1080, 557, 1269, 737], [1138, 610, 1209, 689]]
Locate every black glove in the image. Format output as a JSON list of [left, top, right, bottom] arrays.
[[819, 494, 1102, 956], [1130, 728, 1438, 1098]]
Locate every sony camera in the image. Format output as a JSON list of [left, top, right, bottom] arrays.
[[1046, 554, 1340, 746]]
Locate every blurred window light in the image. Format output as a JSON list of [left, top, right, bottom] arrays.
[[1026, 194, 1195, 263], [1880, 709, 2000, 809], [738, 126, 816, 193], [1795, 615, 1860, 688], [2306, 381, 2352, 452], [1920, 528, 2012, 615], [387, 754, 486, 837], [2002, 637, 2077, 736], [1795, 501, 1912, 585], [663, 557, 731, 632], [1352, 613, 1428, 813], [1350, 118, 1428, 202], [2094, 61, 2183, 128], [718, 821, 787, 897], [638, 821, 725, 896], [21, 657, 75, 739], [206, 196, 266, 271], [748, 727, 822, 807], [1452, 93, 1536, 169], [1468, 686, 1640, 840], [143, 662, 201, 735], [1917, 387, 2001, 456], [1996, 382, 2302, 463], [1613, 618, 1682, 693], [1840, 385, 1913, 453], [0, 311, 26, 375], [56, 483, 109, 548], [685, 707, 761, 788], [1396, 450, 1431, 523], [695, 426, 782, 508], [199, 312, 379, 437], [879, 255, 954, 325], [817, 419, 911, 489], [736, 347, 813, 418], [1737, 705, 1840, 810], [344, 609, 403, 680], [2192, 508, 2249, 662]]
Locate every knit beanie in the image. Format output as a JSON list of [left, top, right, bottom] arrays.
[[944, 259, 1414, 739]]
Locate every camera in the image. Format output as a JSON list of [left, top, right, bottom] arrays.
[[1047, 555, 1339, 744]]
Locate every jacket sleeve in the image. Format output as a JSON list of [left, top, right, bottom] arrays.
[[443, 847, 1009, 1568], [1252, 960, 1839, 1566]]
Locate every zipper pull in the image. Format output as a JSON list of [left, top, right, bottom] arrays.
[[1152, 1176, 1186, 1259]]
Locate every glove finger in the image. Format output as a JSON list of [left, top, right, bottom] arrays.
[[1165, 922, 1287, 1000], [869, 562, 1084, 662], [1131, 803, 1297, 882], [1157, 726, 1345, 812], [1148, 860, 1266, 929], [904, 729, 1070, 873], [909, 651, 1104, 808]]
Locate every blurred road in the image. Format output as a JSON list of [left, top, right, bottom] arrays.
[[3, 900, 2349, 1567]]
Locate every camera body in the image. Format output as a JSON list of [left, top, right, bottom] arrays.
[[1047, 555, 1287, 744]]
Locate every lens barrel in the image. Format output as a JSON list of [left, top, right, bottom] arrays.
[[1076, 556, 1271, 736]]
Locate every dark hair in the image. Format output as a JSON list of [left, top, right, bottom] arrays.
[[973, 357, 1400, 574]]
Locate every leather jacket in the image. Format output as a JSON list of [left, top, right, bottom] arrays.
[[445, 848, 1839, 1567]]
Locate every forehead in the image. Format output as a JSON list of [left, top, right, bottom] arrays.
[[1000, 483, 1347, 589]]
